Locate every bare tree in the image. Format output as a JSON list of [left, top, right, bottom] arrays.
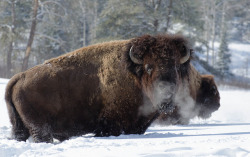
[[79, 0, 87, 47], [210, 0, 216, 66], [245, 58, 249, 77], [143, 0, 162, 33], [6, 0, 16, 77], [92, 0, 98, 40], [165, 0, 172, 33], [151, 0, 162, 33], [219, 1, 227, 40], [201, 0, 212, 63], [22, 0, 39, 71]]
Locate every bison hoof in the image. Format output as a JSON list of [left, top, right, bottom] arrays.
[[31, 130, 53, 143], [32, 135, 53, 143], [11, 129, 30, 142]]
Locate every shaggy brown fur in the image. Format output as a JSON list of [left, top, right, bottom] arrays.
[[196, 75, 220, 118], [6, 34, 201, 143], [157, 75, 220, 125]]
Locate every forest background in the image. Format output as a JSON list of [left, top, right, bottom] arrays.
[[0, 0, 250, 85]]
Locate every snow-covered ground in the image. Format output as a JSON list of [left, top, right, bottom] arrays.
[[0, 78, 250, 157]]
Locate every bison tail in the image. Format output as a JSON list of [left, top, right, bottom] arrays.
[[5, 74, 30, 141]]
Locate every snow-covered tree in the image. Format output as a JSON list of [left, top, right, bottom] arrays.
[[217, 29, 231, 78]]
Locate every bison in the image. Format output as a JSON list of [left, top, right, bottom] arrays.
[[156, 74, 220, 125], [5, 34, 218, 143]]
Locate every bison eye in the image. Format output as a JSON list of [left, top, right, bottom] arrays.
[[145, 64, 153, 75]]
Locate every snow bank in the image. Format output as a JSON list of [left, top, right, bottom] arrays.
[[191, 89, 250, 124], [0, 78, 10, 127]]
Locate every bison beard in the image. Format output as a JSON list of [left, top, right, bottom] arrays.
[[5, 34, 219, 143]]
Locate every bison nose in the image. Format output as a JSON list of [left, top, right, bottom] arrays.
[[157, 82, 176, 93], [156, 81, 176, 103], [165, 93, 173, 100]]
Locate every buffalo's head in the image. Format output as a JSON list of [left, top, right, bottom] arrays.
[[124, 35, 192, 113], [196, 75, 220, 118]]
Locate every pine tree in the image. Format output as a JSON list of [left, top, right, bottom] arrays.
[[96, 0, 146, 41], [217, 29, 231, 78]]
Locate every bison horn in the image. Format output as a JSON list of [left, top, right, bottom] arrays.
[[180, 50, 190, 64], [129, 46, 143, 65]]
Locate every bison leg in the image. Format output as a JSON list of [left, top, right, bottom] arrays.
[[11, 104, 53, 143], [94, 117, 122, 137], [29, 124, 53, 143], [10, 115, 30, 141], [6, 97, 30, 141], [127, 112, 160, 135], [5, 78, 30, 141]]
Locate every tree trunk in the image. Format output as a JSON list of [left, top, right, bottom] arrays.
[[83, 16, 87, 47], [165, 0, 173, 32], [7, 42, 13, 77], [22, 0, 39, 71], [202, 0, 210, 63], [92, 0, 97, 40], [211, 0, 216, 67], [80, 0, 87, 47], [220, 1, 226, 40], [153, 19, 159, 33], [6, 0, 16, 77], [152, 0, 161, 33], [245, 58, 249, 77]]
